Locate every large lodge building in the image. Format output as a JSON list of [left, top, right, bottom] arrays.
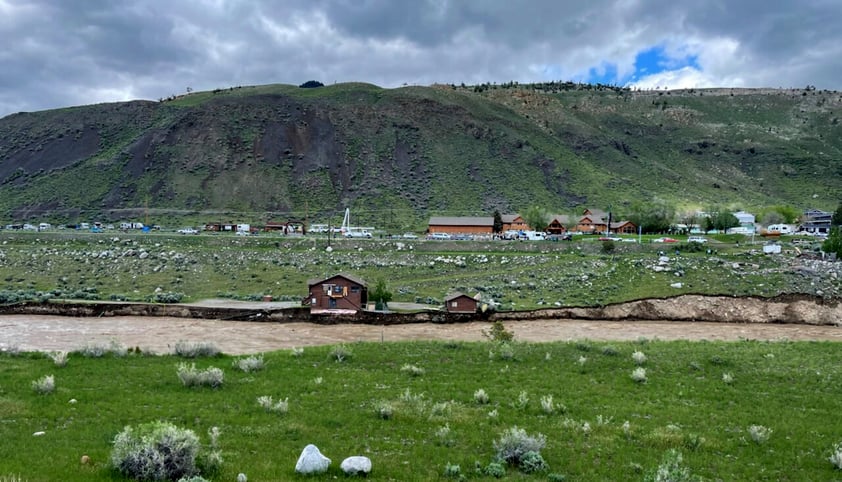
[[428, 209, 636, 235]]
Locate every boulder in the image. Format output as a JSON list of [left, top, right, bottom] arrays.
[[295, 444, 331, 475], [341, 456, 372, 476]]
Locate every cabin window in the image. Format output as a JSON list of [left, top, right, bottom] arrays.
[[333, 285, 343, 294], [311, 298, 316, 305], [351, 286, 360, 293], [451, 301, 458, 307]]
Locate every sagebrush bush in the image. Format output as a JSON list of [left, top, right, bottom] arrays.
[[290, 346, 304, 357], [474, 388, 490, 404], [512, 390, 529, 410], [328, 345, 352, 362], [174, 341, 220, 358], [256, 395, 288, 414], [519, 450, 548, 473], [151, 291, 184, 303], [602, 345, 619, 356], [233, 355, 265, 372], [632, 350, 647, 365], [443, 463, 461, 478], [31, 374, 55, 395], [111, 421, 205, 481], [493, 426, 546, 466], [540, 395, 555, 414], [435, 424, 453, 446], [49, 351, 69, 367], [631, 367, 647, 383], [483, 321, 513, 343], [643, 449, 693, 482], [375, 400, 394, 420], [78, 340, 127, 358], [482, 461, 506, 478], [748, 425, 772, 444], [177, 363, 224, 388], [400, 364, 425, 376], [722, 372, 735, 384], [830, 442, 842, 469]]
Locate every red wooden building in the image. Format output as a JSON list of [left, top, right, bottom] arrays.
[[304, 274, 368, 314], [444, 292, 479, 314]]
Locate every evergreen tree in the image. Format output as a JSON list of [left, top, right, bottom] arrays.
[[492, 210, 503, 234]]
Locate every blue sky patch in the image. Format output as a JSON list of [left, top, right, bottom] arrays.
[[580, 44, 701, 85]]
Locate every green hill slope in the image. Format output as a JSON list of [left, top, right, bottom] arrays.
[[0, 83, 839, 228]]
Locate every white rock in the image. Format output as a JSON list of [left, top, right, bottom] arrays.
[[341, 456, 372, 475], [237, 473, 248, 482], [652, 266, 665, 272], [325, 246, 333, 253], [295, 444, 331, 474], [68, 398, 77, 404], [658, 256, 670, 263], [33, 431, 45, 436], [670, 282, 683, 289]]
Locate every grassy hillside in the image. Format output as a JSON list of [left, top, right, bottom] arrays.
[[3, 339, 842, 480], [0, 83, 840, 229]]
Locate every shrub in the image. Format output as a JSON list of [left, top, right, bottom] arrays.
[[257, 395, 288, 414], [748, 425, 772, 444], [32, 374, 55, 394], [643, 449, 693, 482], [483, 321, 514, 343], [601, 240, 615, 253], [512, 390, 529, 410], [233, 355, 265, 372], [400, 364, 425, 377], [493, 426, 546, 466], [78, 340, 126, 358], [290, 347, 304, 357], [722, 372, 734, 384], [375, 400, 394, 419], [474, 388, 490, 404], [602, 345, 619, 356], [0, 344, 21, 356], [435, 424, 453, 446], [540, 395, 555, 414], [830, 442, 842, 469], [519, 450, 548, 473], [443, 463, 461, 478], [497, 343, 515, 360], [49, 351, 69, 367], [110, 421, 204, 481], [151, 291, 184, 303], [177, 363, 224, 388], [328, 344, 352, 362], [632, 350, 647, 365], [483, 461, 506, 478], [547, 474, 567, 481], [174, 341, 220, 358], [631, 367, 648, 383]]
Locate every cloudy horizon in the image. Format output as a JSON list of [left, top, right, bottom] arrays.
[[2, 0, 840, 118]]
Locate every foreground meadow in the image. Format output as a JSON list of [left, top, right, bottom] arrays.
[[2, 338, 842, 480]]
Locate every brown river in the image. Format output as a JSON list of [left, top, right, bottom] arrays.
[[2, 315, 841, 355]]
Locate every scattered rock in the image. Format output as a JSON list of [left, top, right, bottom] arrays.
[[33, 431, 45, 436], [341, 456, 372, 476], [81, 455, 90, 465], [670, 282, 683, 289], [295, 444, 331, 474]]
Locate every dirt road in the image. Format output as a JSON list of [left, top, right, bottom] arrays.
[[2, 315, 841, 355]]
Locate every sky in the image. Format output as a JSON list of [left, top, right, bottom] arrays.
[[1, 0, 841, 118]]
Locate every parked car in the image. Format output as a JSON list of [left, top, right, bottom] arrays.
[[401, 233, 419, 239], [178, 228, 199, 235], [428, 233, 452, 240], [653, 237, 678, 243], [345, 230, 372, 238], [687, 236, 708, 243], [598, 236, 622, 242]]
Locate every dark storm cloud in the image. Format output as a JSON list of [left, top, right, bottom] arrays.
[[1, 0, 840, 118]]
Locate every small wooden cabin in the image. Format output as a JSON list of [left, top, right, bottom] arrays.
[[444, 292, 478, 314]]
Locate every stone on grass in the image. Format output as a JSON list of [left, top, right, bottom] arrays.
[[341, 456, 372, 476], [295, 444, 331, 474]]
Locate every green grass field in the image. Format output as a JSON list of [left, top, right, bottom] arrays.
[[2, 339, 842, 480]]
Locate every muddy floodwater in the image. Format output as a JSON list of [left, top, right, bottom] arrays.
[[2, 315, 841, 355]]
